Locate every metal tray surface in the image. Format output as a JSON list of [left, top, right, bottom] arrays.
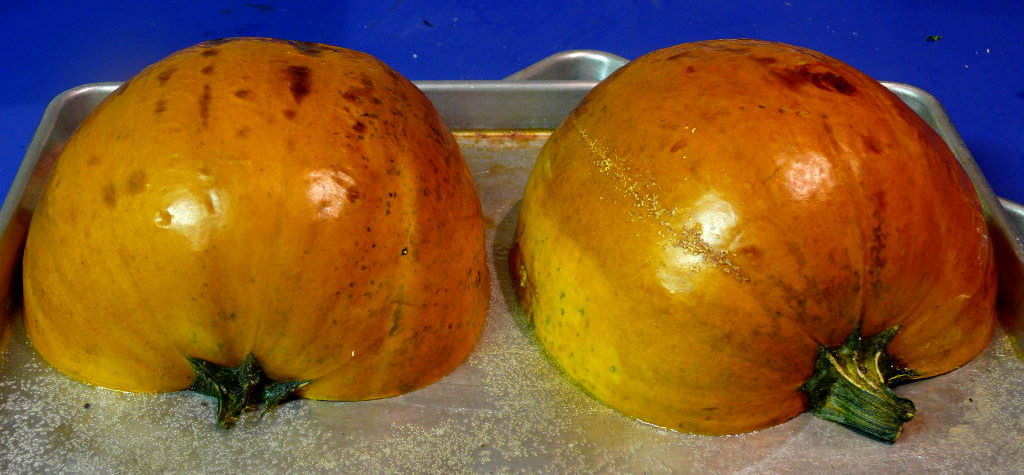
[[0, 51, 1022, 473]]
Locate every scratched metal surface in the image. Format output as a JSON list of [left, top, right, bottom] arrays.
[[0, 52, 1021, 473]]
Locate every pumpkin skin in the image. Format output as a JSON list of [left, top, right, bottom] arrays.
[[23, 38, 489, 401], [509, 39, 996, 436]]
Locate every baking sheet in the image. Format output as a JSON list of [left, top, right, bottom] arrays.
[[1, 51, 1022, 473]]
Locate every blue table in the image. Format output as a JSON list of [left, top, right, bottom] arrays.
[[2, 0, 1022, 203]]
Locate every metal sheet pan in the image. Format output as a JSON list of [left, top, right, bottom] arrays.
[[0, 51, 1022, 473]]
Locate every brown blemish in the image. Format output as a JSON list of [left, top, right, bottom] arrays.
[[126, 170, 147, 194], [154, 98, 167, 114], [685, 65, 696, 73], [868, 190, 889, 284], [236, 126, 250, 137], [282, 109, 296, 120], [201, 48, 219, 57], [284, 65, 312, 103], [102, 183, 117, 208], [737, 245, 765, 262], [346, 188, 361, 203], [666, 51, 694, 61], [234, 89, 253, 100], [199, 84, 212, 126], [752, 56, 779, 65], [86, 155, 100, 166], [286, 40, 325, 56], [157, 67, 177, 85], [715, 45, 750, 54], [195, 38, 234, 48], [862, 135, 882, 154], [201, 64, 215, 75], [669, 138, 688, 153], [772, 64, 857, 95], [352, 121, 367, 133]]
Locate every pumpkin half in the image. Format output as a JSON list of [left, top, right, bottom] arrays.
[[23, 38, 489, 426], [509, 39, 996, 442]]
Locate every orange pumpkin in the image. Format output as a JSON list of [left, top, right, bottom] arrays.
[[509, 39, 996, 442], [23, 38, 489, 427]]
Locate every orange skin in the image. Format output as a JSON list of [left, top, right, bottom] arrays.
[[23, 38, 489, 400], [510, 39, 996, 435]]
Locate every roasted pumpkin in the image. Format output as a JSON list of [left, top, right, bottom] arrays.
[[509, 39, 996, 442], [23, 37, 489, 427]]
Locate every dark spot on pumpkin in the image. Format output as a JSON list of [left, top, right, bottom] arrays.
[[101, 183, 117, 208], [283, 109, 296, 120], [201, 64, 215, 75], [126, 170, 147, 194], [201, 48, 219, 57], [862, 135, 882, 154], [738, 245, 765, 262], [154, 98, 167, 114], [685, 65, 696, 73], [772, 64, 857, 95], [670, 138, 688, 153], [752, 56, 778, 65], [157, 67, 177, 85], [346, 189, 361, 203], [286, 40, 324, 56], [389, 306, 403, 336], [353, 121, 367, 133], [199, 84, 212, 126], [284, 65, 312, 103], [868, 191, 889, 280], [819, 72, 855, 94], [195, 38, 235, 48], [236, 126, 250, 137], [757, 104, 767, 109], [234, 89, 253, 100], [86, 155, 100, 166], [666, 51, 694, 61]]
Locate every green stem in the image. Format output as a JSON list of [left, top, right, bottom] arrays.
[[802, 325, 922, 443], [188, 353, 311, 429]]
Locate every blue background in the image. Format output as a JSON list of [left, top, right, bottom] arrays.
[[1, 1, 1021, 202]]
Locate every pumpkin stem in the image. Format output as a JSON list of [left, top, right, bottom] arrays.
[[187, 353, 311, 429], [802, 325, 922, 443]]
